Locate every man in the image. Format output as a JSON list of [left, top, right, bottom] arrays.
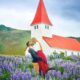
[[29, 38, 48, 76]]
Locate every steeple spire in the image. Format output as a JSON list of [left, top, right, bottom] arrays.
[[31, 0, 52, 26]]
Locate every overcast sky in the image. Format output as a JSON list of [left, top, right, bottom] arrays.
[[0, 0, 80, 37]]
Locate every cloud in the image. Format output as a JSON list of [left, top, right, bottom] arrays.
[[51, 16, 80, 37], [0, 8, 34, 30], [0, 0, 38, 10], [0, 0, 80, 37], [45, 0, 80, 21]]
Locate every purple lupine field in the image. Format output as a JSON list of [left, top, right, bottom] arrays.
[[0, 54, 80, 80]]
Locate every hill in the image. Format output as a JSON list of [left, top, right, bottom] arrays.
[[0, 25, 15, 31], [0, 25, 31, 55], [69, 37, 80, 41]]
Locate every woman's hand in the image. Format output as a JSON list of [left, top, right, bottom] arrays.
[[31, 37, 38, 43]]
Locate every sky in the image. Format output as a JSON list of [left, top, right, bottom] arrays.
[[0, 0, 80, 37]]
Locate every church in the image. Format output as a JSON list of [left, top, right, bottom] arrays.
[[30, 0, 80, 56]]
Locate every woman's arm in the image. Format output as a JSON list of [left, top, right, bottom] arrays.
[[37, 41, 43, 50], [31, 38, 43, 51]]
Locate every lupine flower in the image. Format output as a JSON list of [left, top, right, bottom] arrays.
[[56, 71, 62, 78], [77, 78, 80, 80], [45, 72, 50, 80], [51, 70, 56, 77], [62, 72, 68, 79], [76, 61, 80, 65], [71, 55, 79, 61], [0, 55, 80, 80]]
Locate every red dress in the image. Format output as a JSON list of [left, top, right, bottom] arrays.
[[36, 50, 48, 75]]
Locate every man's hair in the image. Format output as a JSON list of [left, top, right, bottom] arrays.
[[26, 41, 30, 47]]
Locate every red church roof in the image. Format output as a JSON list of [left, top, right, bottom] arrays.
[[31, 0, 52, 26], [43, 35, 80, 51]]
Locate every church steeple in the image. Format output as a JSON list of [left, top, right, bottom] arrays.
[[31, 0, 52, 26], [31, 0, 53, 39]]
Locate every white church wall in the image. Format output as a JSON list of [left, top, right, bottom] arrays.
[[31, 23, 53, 56], [40, 39, 53, 56], [31, 23, 52, 38], [39, 24, 52, 38], [50, 48, 80, 56]]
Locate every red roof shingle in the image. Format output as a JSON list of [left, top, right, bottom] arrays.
[[43, 35, 80, 51]]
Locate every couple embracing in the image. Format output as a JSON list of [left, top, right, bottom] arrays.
[[25, 38, 53, 77]]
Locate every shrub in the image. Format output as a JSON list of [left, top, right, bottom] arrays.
[[60, 51, 65, 58], [59, 66, 64, 74], [63, 56, 73, 60], [0, 69, 10, 80], [49, 55, 54, 61]]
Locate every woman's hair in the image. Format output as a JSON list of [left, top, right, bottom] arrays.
[[26, 41, 30, 47]]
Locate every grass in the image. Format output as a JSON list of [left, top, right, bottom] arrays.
[[0, 29, 31, 55]]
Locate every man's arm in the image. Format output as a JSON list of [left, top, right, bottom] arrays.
[[25, 48, 31, 57], [29, 48, 46, 63]]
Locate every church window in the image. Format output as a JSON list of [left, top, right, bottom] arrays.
[[45, 25, 49, 29], [34, 25, 38, 29]]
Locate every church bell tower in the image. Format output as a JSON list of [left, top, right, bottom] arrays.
[[31, 0, 53, 40]]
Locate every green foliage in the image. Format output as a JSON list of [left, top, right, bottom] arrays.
[[0, 69, 10, 80], [52, 51, 61, 59], [60, 51, 65, 58], [18, 63, 25, 71], [67, 77, 73, 80], [63, 56, 73, 60], [54, 64, 58, 71], [53, 51, 57, 55], [49, 55, 54, 61], [0, 44, 5, 52], [28, 64, 33, 69], [28, 64, 33, 72], [54, 64, 64, 74], [59, 66, 64, 74]]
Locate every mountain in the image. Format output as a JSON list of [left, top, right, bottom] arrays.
[[69, 37, 80, 41], [0, 25, 15, 31], [0, 25, 31, 55]]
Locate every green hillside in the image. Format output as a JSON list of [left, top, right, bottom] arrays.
[[0, 25, 31, 55]]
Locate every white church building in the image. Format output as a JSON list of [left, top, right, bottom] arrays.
[[30, 0, 80, 56]]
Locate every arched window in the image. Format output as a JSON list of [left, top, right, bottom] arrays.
[[45, 25, 49, 29], [78, 52, 79, 56], [71, 52, 73, 55], [34, 25, 38, 29]]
